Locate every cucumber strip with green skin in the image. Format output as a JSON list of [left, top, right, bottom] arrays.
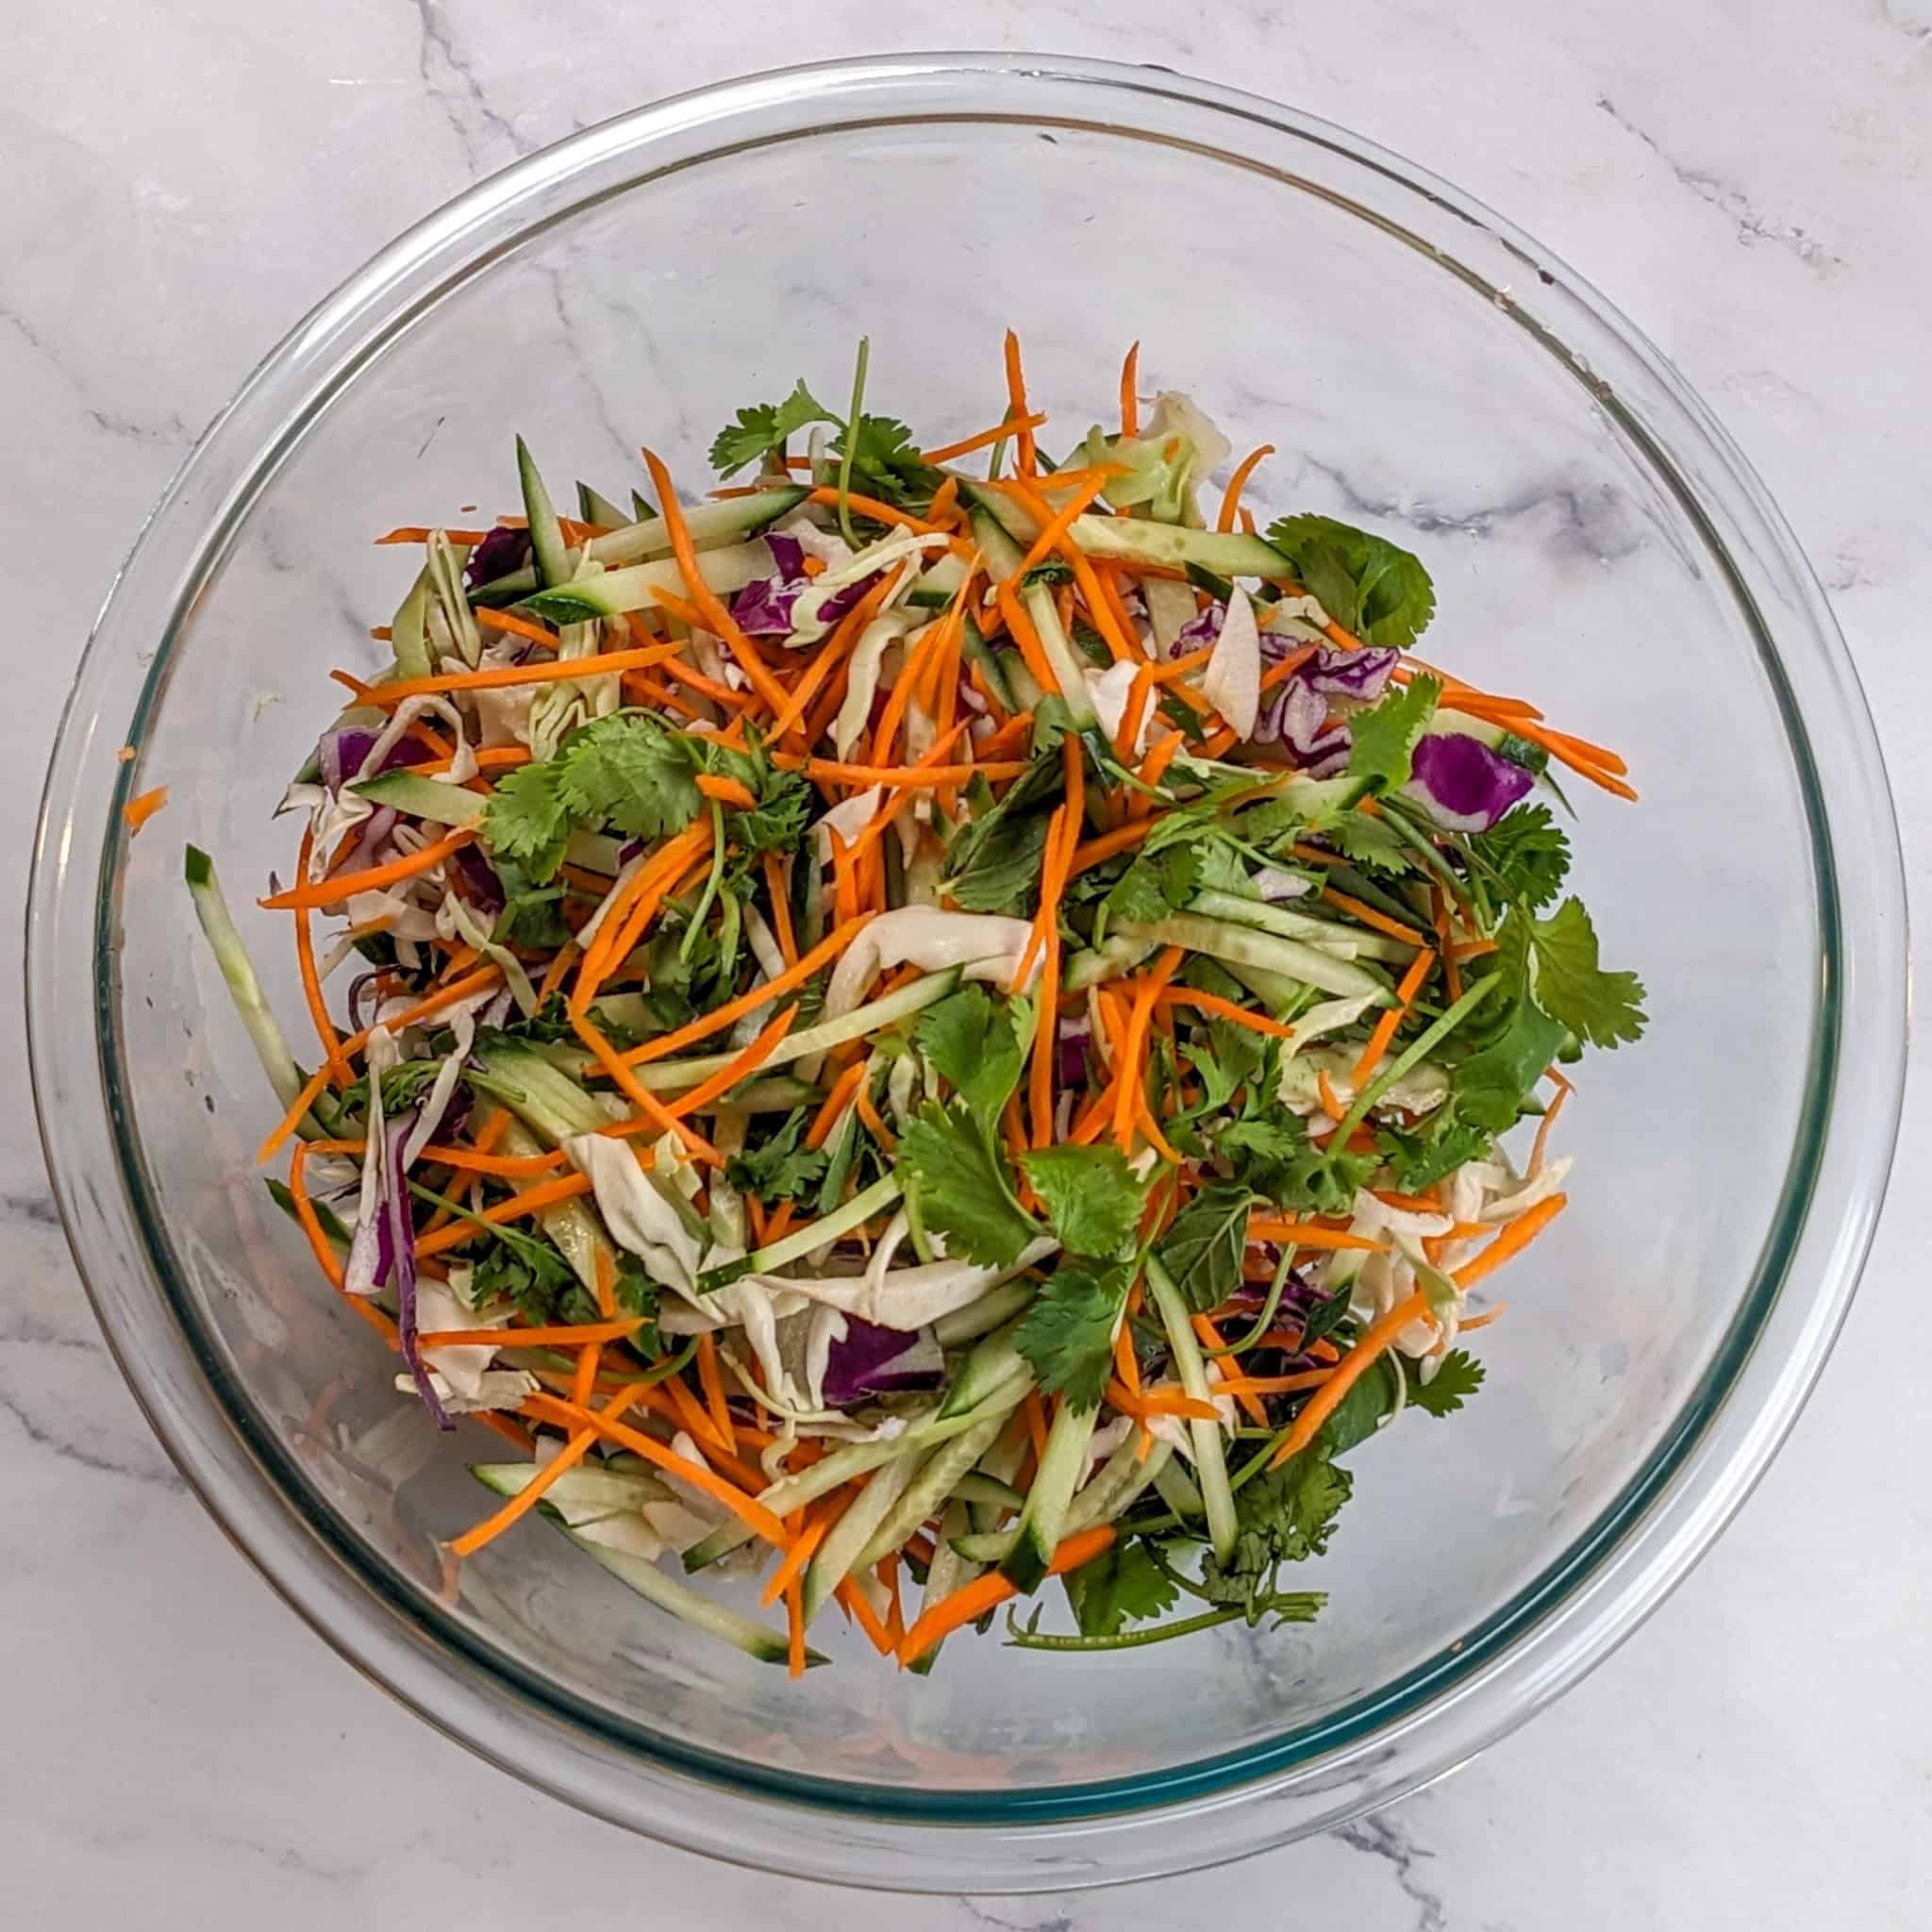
[[516, 436, 570, 590], [185, 844, 339, 1133], [1063, 933, 1160, 993], [802, 1456, 915, 1624], [389, 564, 435, 681], [467, 1038, 612, 1142], [962, 493, 1098, 725], [576, 482, 630, 530], [855, 1404, 1022, 1573], [699, 1171, 903, 1291], [568, 1522, 821, 1666], [519, 540, 775, 625], [950, 1470, 1025, 1511], [1224, 958, 1320, 1017], [1073, 515, 1288, 579], [1151, 1457, 1205, 1520], [908, 1500, 977, 1676], [471, 487, 808, 605], [1112, 913, 1390, 1003], [593, 969, 961, 1095], [265, 1176, 350, 1251], [1145, 1257, 1239, 1563], [471, 1460, 675, 1512], [969, 1426, 1030, 1536], [680, 1406, 1001, 1574], [348, 770, 488, 827], [936, 1317, 1031, 1421], [958, 615, 1017, 710], [951, 1434, 1174, 1564], [1190, 888, 1417, 964], [931, 1276, 1033, 1346], [1000, 1400, 1098, 1593], [906, 549, 970, 608]]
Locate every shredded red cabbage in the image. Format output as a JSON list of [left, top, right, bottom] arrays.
[[822, 1318, 944, 1407], [1404, 732, 1536, 833]]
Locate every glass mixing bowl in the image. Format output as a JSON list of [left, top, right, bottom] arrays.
[[28, 53, 1907, 1891]]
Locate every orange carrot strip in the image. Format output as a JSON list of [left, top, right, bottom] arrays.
[[697, 1331, 735, 1445], [1453, 1193, 1569, 1291], [619, 916, 869, 1067], [837, 1577, 898, 1655], [1268, 1291, 1434, 1470], [995, 580, 1061, 696], [919, 411, 1048, 464], [123, 785, 169, 833], [1114, 664, 1155, 767], [365, 646, 679, 709], [1158, 987, 1299, 1041], [1246, 1219, 1389, 1253], [896, 1525, 1117, 1664], [762, 853, 799, 966], [1068, 816, 1158, 875], [1320, 887, 1427, 947], [1004, 472, 1112, 588], [1217, 444, 1274, 532], [761, 1511, 834, 1607], [291, 825, 351, 1090], [413, 1174, 595, 1258], [1352, 946, 1437, 1088], [475, 607, 559, 651], [258, 827, 474, 911], [420, 1315, 645, 1349], [806, 1059, 871, 1151], [1119, 341, 1140, 438], [663, 1004, 800, 1122], [1530, 1079, 1570, 1174], [1112, 947, 1183, 1152], [1002, 329, 1037, 475], [695, 773, 758, 810], [1196, 1313, 1270, 1427], [574, 1010, 720, 1164]]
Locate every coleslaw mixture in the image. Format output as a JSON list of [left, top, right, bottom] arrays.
[[188, 335, 1644, 1672]]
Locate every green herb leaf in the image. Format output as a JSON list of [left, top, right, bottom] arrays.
[[897, 1102, 1041, 1267], [1525, 897, 1647, 1048], [1187, 1017, 1269, 1112], [1199, 1446, 1353, 1624], [724, 1107, 826, 1206], [1407, 1348, 1485, 1418], [1265, 514, 1436, 647], [1153, 1181, 1251, 1314], [1323, 809, 1417, 876], [915, 986, 1029, 1124], [828, 413, 943, 509], [1465, 803, 1570, 910], [1063, 1538, 1179, 1637], [1346, 675, 1441, 794], [1454, 990, 1570, 1132], [481, 759, 573, 881], [1375, 1108, 1497, 1191], [553, 712, 703, 842], [708, 379, 837, 476], [1018, 1145, 1150, 1259], [1013, 1257, 1132, 1408]]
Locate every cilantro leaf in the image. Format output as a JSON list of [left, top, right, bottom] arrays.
[[481, 759, 573, 881], [1187, 1016, 1268, 1112], [1465, 803, 1570, 910], [1407, 1348, 1485, 1417], [1104, 852, 1178, 924], [1199, 1447, 1353, 1624], [708, 379, 836, 476], [1347, 675, 1441, 793], [724, 1106, 826, 1206], [1526, 897, 1647, 1048], [1153, 1181, 1251, 1314], [1376, 1108, 1496, 1191], [1013, 1257, 1132, 1408], [915, 986, 1029, 1124], [1219, 1107, 1375, 1216], [554, 712, 703, 843], [1453, 990, 1570, 1132], [1018, 1145, 1150, 1258], [1323, 809, 1417, 876], [898, 1102, 1040, 1267], [1265, 513, 1436, 647], [468, 1234, 661, 1351], [829, 413, 943, 509], [1063, 1538, 1179, 1638]]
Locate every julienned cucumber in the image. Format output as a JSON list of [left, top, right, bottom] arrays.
[[699, 1171, 903, 1291], [961, 491, 1097, 726], [954, 477, 1291, 578], [1111, 913, 1390, 1003], [469, 487, 808, 605], [951, 1433, 1174, 1565], [468, 1037, 614, 1143], [906, 549, 969, 608], [801, 1457, 915, 1624], [349, 770, 488, 826], [1145, 1257, 1239, 1563], [516, 436, 570, 590], [999, 1401, 1097, 1593], [467, 1468, 820, 1667], [472, 1459, 673, 1513], [519, 540, 775, 626], [854, 1403, 1023, 1573], [1188, 888, 1416, 965]]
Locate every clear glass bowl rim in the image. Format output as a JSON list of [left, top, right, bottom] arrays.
[[26, 51, 1908, 1890]]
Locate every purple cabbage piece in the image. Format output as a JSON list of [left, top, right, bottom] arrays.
[[731, 565, 875, 641], [317, 728, 432, 795], [1256, 679, 1351, 776], [1301, 642, 1399, 700], [821, 1318, 945, 1407], [763, 529, 807, 579], [452, 841, 505, 914], [333, 806, 399, 883], [375, 1107, 451, 1429], [1057, 1015, 1092, 1088], [464, 525, 532, 590], [346, 971, 386, 1034], [1175, 601, 1223, 650], [1404, 732, 1535, 833]]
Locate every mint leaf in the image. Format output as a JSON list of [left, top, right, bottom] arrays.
[[1466, 803, 1570, 910], [1154, 1181, 1251, 1314], [1063, 1538, 1179, 1637], [898, 1102, 1040, 1267], [481, 759, 572, 881], [1347, 675, 1441, 793], [1018, 1145, 1149, 1258], [1265, 514, 1436, 647], [553, 712, 703, 842], [915, 986, 1028, 1124], [1407, 1348, 1485, 1418], [708, 379, 836, 476], [1013, 1257, 1131, 1408], [1318, 1355, 1400, 1456], [1527, 898, 1647, 1048]]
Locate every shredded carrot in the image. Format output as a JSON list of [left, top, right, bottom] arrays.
[[801, 486, 947, 536], [447, 1383, 648, 1558], [896, 1525, 1116, 1665], [1159, 986, 1300, 1041], [413, 1174, 594, 1258], [421, 1314, 645, 1349], [837, 1577, 897, 1655], [1453, 1193, 1569, 1291], [1112, 1310, 1142, 1399], [854, 1086, 897, 1152], [1530, 1079, 1570, 1174], [785, 1575, 808, 1676], [290, 825, 350, 1090], [1268, 1290, 1433, 1469], [695, 773, 758, 810], [1112, 948, 1183, 1152], [1119, 341, 1140, 438], [1246, 1219, 1389, 1253], [806, 1059, 871, 1151], [1114, 665, 1155, 767], [919, 410, 1048, 464], [1457, 1304, 1507, 1333], [123, 785, 169, 833], [664, 1004, 800, 1123], [1005, 472, 1111, 588], [1211, 1369, 1336, 1398], [761, 1508, 836, 1607], [1195, 1314, 1270, 1427], [1002, 329, 1038, 475], [1316, 1068, 1344, 1121], [258, 826, 474, 911], [1352, 945, 1436, 1088], [1217, 444, 1274, 532], [475, 606, 559, 651], [696, 1331, 735, 1445], [1022, 1390, 1051, 1464], [366, 645, 679, 710], [1321, 887, 1427, 947], [575, 1009, 720, 1164]]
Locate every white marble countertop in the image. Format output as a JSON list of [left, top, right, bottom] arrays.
[[7, 6, 1927, 1924]]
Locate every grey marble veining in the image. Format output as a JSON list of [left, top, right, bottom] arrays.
[[6, 5, 1927, 1925]]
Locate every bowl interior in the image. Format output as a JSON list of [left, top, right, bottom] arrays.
[[87, 80, 1833, 1820]]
